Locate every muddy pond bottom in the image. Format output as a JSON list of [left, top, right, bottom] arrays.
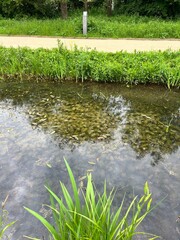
[[0, 81, 179, 240]]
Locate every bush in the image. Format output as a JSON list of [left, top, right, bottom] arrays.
[[0, 0, 59, 18], [115, 0, 180, 18], [0, 0, 23, 18]]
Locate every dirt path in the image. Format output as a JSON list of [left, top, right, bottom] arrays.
[[0, 36, 180, 52]]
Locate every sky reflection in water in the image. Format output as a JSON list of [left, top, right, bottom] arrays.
[[0, 81, 179, 240]]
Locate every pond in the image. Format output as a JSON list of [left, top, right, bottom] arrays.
[[0, 81, 179, 240]]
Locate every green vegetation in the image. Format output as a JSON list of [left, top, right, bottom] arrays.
[[25, 159, 158, 240], [0, 45, 179, 88], [0, 14, 180, 38], [115, 0, 180, 18], [0, 0, 179, 18]]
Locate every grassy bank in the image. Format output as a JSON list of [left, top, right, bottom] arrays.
[[0, 13, 180, 38], [0, 46, 179, 88]]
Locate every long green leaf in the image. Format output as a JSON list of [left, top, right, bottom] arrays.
[[0, 221, 16, 237], [60, 182, 74, 211], [64, 159, 81, 211], [24, 207, 60, 240], [109, 194, 126, 239]]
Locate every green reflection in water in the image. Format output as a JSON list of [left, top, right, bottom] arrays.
[[0, 80, 179, 160], [122, 111, 180, 161], [85, 83, 180, 163], [27, 96, 118, 142]]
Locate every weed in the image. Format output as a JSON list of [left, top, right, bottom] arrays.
[[0, 13, 179, 38], [0, 46, 179, 88], [24, 159, 159, 240]]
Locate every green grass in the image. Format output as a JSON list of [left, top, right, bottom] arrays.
[[0, 13, 180, 38], [24, 159, 159, 240], [0, 45, 179, 88]]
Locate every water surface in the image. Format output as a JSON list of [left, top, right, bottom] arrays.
[[0, 81, 179, 240]]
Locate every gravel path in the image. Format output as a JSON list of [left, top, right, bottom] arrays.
[[0, 36, 180, 52]]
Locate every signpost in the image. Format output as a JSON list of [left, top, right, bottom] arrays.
[[83, 11, 88, 35]]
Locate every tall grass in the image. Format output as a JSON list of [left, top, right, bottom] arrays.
[[0, 13, 180, 38], [0, 45, 179, 88], [25, 159, 159, 240]]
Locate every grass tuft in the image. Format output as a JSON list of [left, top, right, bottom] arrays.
[[24, 159, 159, 240]]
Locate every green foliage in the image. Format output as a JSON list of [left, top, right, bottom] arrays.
[[0, 0, 59, 18], [0, 1, 179, 18], [0, 0, 23, 18], [0, 14, 179, 38], [0, 46, 179, 88], [25, 159, 159, 240], [116, 0, 180, 18]]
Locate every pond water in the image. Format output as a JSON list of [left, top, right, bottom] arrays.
[[0, 81, 179, 240]]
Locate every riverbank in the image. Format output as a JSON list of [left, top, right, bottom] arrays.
[[0, 46, 179, 88]]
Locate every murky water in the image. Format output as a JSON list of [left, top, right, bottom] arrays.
[[0, 81, 179, 240]]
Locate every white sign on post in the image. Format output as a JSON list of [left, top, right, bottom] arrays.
[[83, 11, 87, 35]]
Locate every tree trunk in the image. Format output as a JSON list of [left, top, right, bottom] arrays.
[[84, 0, 88, 11], [59, 1, 68, 19], [107, 0, 112, 16]]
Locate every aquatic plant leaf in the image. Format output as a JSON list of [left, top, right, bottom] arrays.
[[24, 207, 60, 240], [25, 160, 159, 240], [0, 220, 16, 238], [64, 158, 81, 212]]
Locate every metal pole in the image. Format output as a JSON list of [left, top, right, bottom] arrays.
[[83, 11, 87, 35]]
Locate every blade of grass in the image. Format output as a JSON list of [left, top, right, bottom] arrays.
[[24, 207, 60, 239], [64, 158, 81, 212]]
